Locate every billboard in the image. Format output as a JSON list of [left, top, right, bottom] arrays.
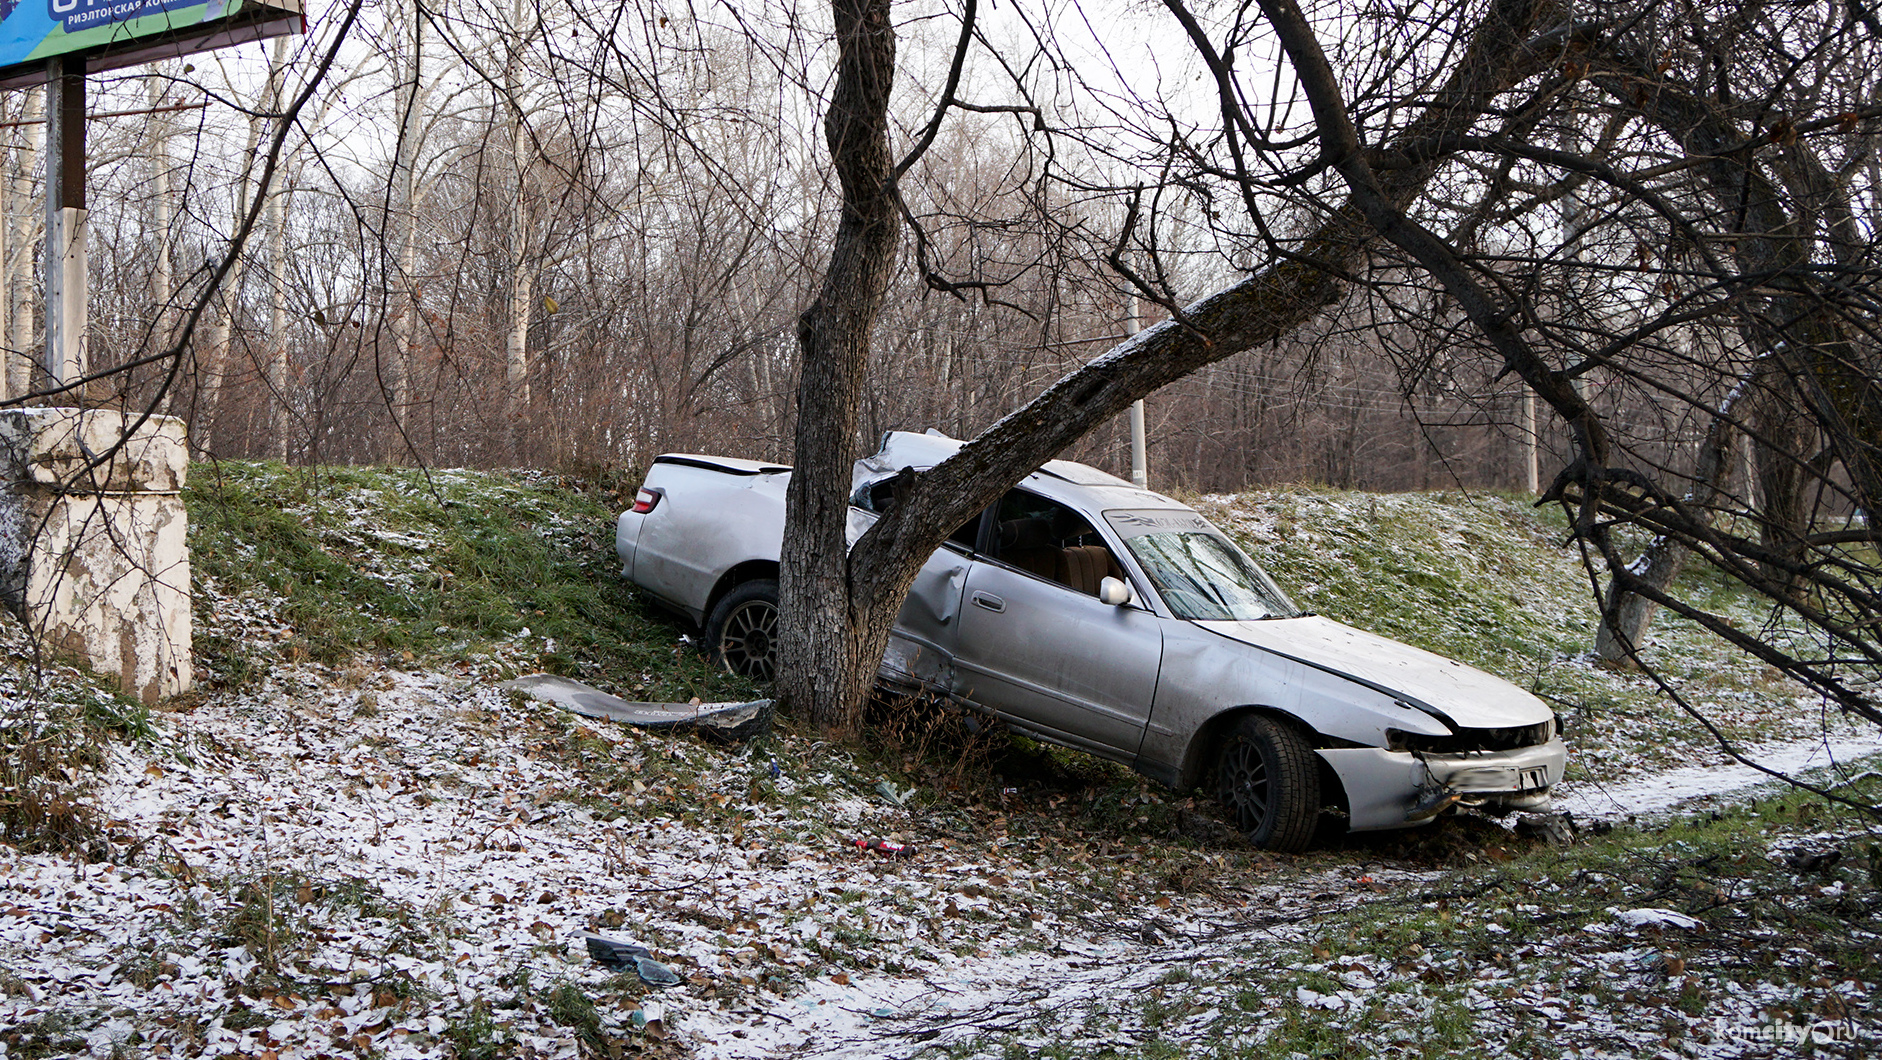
[[0, 0, 302, 87]]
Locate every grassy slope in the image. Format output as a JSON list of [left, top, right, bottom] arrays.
[[1196, 487, 1849, 782], [161, 471, 1882, 1058], [184, 460, 758, 705]]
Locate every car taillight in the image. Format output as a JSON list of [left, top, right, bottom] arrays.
[[631, 487, 663, 514]]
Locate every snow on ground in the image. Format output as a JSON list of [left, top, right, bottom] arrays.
[[1555, 728, 1882, 821], [5, 656, 1877, 1059], [4, 663, 1349, 1059]]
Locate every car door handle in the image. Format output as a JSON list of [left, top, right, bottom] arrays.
[[971, 591, 1005, 613]]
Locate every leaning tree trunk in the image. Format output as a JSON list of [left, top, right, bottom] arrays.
[[775, 0, 900, 732], [780, 0, 1567, 733], [1752, 373, 1816, 596]]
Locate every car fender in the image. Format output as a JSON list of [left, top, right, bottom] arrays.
[[1146, 619, 1454, 788]]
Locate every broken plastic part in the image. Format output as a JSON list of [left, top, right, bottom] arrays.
[[582, 933, 681, 986], [1404, 785, 1462, 823]]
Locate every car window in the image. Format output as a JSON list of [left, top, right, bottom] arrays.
[[856, 476, 982, 550], [989, 489, 1125, 596], [949, 512, 983, 549], [1105, 509, 1300, 620]]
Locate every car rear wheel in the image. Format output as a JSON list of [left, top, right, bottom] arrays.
[[707, 579, 780, 681], [1216, 713, 1320, 853]]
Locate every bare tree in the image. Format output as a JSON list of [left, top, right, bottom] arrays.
[[2, 0, 1869, 770]]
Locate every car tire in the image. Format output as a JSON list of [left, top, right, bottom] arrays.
[[706, 579, 780, 681], [1216, 713, 1320, 853]]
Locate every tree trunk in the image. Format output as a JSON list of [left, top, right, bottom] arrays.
[[1753, 381, 1814, 595], [503, 0, 535, 461], [196, 97, 271, 457], [386, 0, 426, 461], [775, 0, 901, 732], [505, 265, 534, 441], [264, 36, 292, 461], [1594, 365, 1750, 663], [267, 179, 290, 461], [151, 76, 178, 415]]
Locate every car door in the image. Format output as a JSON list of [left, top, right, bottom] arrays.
[[851, 481, 983, 698], [950, 490, 1163, 756]]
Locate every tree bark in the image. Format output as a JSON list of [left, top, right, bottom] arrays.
[[196, 110, 265, 457], [1580, 67, 1864, 650], [502, 0, 535, 461], [265, 36, 292, 462], [267, 180, 290, 461], [150, 76, 178, 415], [386, 0, 426, 461], [776, 0, 901, 731]]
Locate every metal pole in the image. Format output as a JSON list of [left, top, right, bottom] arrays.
[[1126, 292, 1147, 489], [44, 55, 86, 389], [1523, 384, 1539, 494]]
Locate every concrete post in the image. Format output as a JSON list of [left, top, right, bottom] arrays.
[[44, 57, 87, 390], [0, 408, 191, 704]]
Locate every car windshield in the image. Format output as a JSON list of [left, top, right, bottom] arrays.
[[1105, 510, 1300, 621]]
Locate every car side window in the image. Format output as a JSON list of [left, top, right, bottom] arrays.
[[989, 490, 1125, 597], [948, 512, 983, 549], [857, 477, 983, 551]]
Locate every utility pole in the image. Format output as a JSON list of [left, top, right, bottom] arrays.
[[43, 56, 84, 389], [1523, 385, 1539, 493], [1126, 290, 1147, 489]]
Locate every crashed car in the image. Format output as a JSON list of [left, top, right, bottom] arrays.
[[616, 430, 1565, 851]]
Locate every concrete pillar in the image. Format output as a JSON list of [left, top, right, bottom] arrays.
[[0, 408, 191, 704], [44, 57, 87, 390]]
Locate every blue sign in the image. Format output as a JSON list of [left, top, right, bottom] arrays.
[[51, 0, 214, 35], [0, 0, 241, 69]]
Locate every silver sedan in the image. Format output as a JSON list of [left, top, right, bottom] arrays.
[[617, 431, 1565, 851]]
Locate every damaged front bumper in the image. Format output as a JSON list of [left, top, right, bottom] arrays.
[[1317, 738, 1568, 832]]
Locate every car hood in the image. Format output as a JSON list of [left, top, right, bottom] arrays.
[[1195, 615, 1553, 729]]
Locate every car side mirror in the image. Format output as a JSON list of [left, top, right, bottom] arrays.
[[1099, 576, 1132, 606]]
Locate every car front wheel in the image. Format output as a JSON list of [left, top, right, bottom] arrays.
[[706, 579, 780, 681], [1216, 713, 1320, 853]]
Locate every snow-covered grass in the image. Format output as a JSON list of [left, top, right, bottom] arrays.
[[1, 467, 1878, 1058]]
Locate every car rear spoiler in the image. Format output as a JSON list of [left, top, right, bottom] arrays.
[[652, 454, 791, 476]]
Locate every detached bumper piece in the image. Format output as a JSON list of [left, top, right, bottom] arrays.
[[582, 933, 683, 987], [501, 673, 773, 742]]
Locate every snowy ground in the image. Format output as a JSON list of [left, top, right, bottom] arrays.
[[1555, 729, 1882, 822], [4, 658, 1878, 1060]]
